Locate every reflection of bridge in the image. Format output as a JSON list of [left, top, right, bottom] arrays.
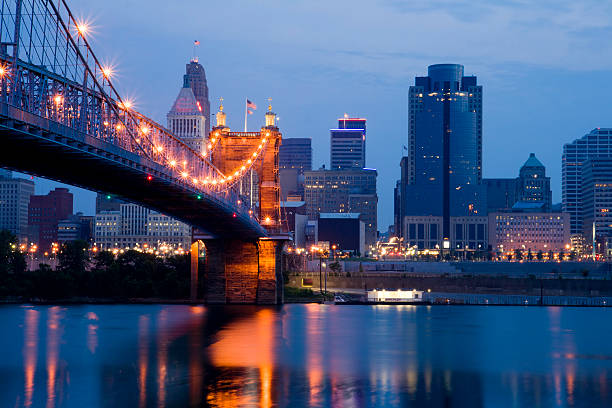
[[0, 0, 287, 303]]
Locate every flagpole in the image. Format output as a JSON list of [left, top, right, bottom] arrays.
[[244, 98, 247, 132]]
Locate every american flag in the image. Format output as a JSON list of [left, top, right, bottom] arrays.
[[246, 99, 257, 110], [194, 40, 200, 46]]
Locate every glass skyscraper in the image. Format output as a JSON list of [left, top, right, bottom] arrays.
[[398, 64, 485, 240], [562, 128, 612, 234]]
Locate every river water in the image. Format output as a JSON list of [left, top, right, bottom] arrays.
[[1, 304, 611, 407]]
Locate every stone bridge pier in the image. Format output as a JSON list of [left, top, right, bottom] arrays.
[[191, 238, 286, 304]]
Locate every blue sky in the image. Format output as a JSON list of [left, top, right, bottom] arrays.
[[28, 0, 612, 230]]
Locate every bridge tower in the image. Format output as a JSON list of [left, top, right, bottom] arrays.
[[191, 100, 287, 304]]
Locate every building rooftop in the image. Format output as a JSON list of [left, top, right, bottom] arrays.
[[521, 153, 544, 168], [168, 86, 202, 116], [319, 213, 361, 219]]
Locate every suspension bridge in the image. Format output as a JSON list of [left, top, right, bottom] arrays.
[[0, 0, 286, 304]]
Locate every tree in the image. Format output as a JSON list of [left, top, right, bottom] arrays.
[[548, 250, 554, 261], [558, 250, 565, 261], [569, 251, 577, 261], [537, 250, 544, 261], [527, 249, 533, 261], [329, 261, 341, 273], [0, 229, 26, 275], [57, 240, 89, 274], [514, 248, 523, 261]]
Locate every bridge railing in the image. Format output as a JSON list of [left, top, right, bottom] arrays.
[[0, 0, 260, 221]]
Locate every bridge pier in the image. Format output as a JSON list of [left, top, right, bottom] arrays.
[[192, 238, 285, 304]]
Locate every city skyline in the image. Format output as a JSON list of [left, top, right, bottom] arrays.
[[21, 0, 612, 231]]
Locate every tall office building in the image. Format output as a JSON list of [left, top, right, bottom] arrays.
[[581, 158, 612, 244], [0, 171, 34, 243], [516, 153, 552, 210], [279, 138, 312, 200], [185, 60, 211, 136], [483, 178, 518, 213], [167, 75, 208, 154], [562, 128, 612, 234], [28, 188, 73, 251], [304, 168, 377, 246], [330, 117, 366, 169], [398, 64, 485, 241], [279, 138, 312, 172]]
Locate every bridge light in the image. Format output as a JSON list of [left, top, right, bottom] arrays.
[[252, 152, 257, 157], [182, 160, 187, 166], [233, 213, 237, 218], [76, 23, 89, 36], [146, 174, 153, 181], [106, 195, 111, 199], [53, 94, 63, 105], [208, 143, 213, 149], [156, 146, 163, 152], [140, 126, 149, 135], [196, 195, 202, 200], [192, 178, 198, 184], [228, 175, 233, 180], [266, 132, 270, 136], [234, 171, 239, 177], [116, 124, 123, 131], [211, 180, 217, 185], [181, 171, 188, 178], [169, 160, 176, 167], [103, 121, 109, 127], [264, 216, 271, 224], [237, 200, 241, 205], [101, 66, 113, 78], [0, 65, 7, 77], [247, 159, 252, 164], [211, 138, 216, 143]]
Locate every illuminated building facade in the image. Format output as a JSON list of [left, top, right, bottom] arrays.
[[0, 170, 34, 244], [167, 75, 207, 154], [397, 64, 485, 241], [304, 168, 377, 245], [403, 215, 488, 251], [94, 203, 191, 251], [488, 212, 570, 253], [562, 128, 612, 234], [279, 138, 312, 199], [330, 117, 366, 169]]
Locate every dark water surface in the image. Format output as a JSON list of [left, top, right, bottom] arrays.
[[1, 304, 612, 407]]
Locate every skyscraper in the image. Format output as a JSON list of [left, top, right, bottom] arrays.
[[185, 60, 211, 136], [0, 171, 34, 243], [580, 158, 612, 244], [167, 75, 207, 154], [330, 117, 366, 169], [398, 64, 485, 242], [279, 138, 312, 172], [562, 128, 612, 234]]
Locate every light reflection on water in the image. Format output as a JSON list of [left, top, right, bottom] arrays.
[[1, 304, 612, 407]]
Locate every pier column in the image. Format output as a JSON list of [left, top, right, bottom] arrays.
[[203, 238, 286, 304]]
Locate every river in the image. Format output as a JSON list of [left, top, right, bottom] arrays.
[[1, 304, 611, 407]]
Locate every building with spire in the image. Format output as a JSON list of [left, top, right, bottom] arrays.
[[516, 153, 552, 210], [167, 74, 207, 154], [185, 60, 211, 136]]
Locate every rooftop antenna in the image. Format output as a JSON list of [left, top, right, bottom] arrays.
[[192, 40, 200, 63]]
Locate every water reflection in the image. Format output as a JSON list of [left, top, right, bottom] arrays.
[[2, 305, 612, 407]]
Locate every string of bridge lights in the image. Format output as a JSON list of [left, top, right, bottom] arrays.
[[2, 16, 270, 197]]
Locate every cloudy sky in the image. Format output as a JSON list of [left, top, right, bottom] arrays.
[[30, 0, 612, 229]]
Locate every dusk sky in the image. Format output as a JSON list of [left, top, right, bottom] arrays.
[[27, 0, 612, 230]]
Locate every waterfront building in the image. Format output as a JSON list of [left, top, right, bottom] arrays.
[[167, 75, 207, 154], [57, 213, 94, 244], [562, 128, 612, 235], [397, 64, 485, 242], [317, 213, 365, 256], [516, 153, 552, 210], [304, 168, 377, 246], [581, 158, 612, 249], [402, 215, 488, 252], [330, 116, 366, 169], [488, 212, 570, 254], [28, 188, 73, 252], [185, 60, 211, 136], [94, 203, 191, 251], [0, 171, 34, 243]]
